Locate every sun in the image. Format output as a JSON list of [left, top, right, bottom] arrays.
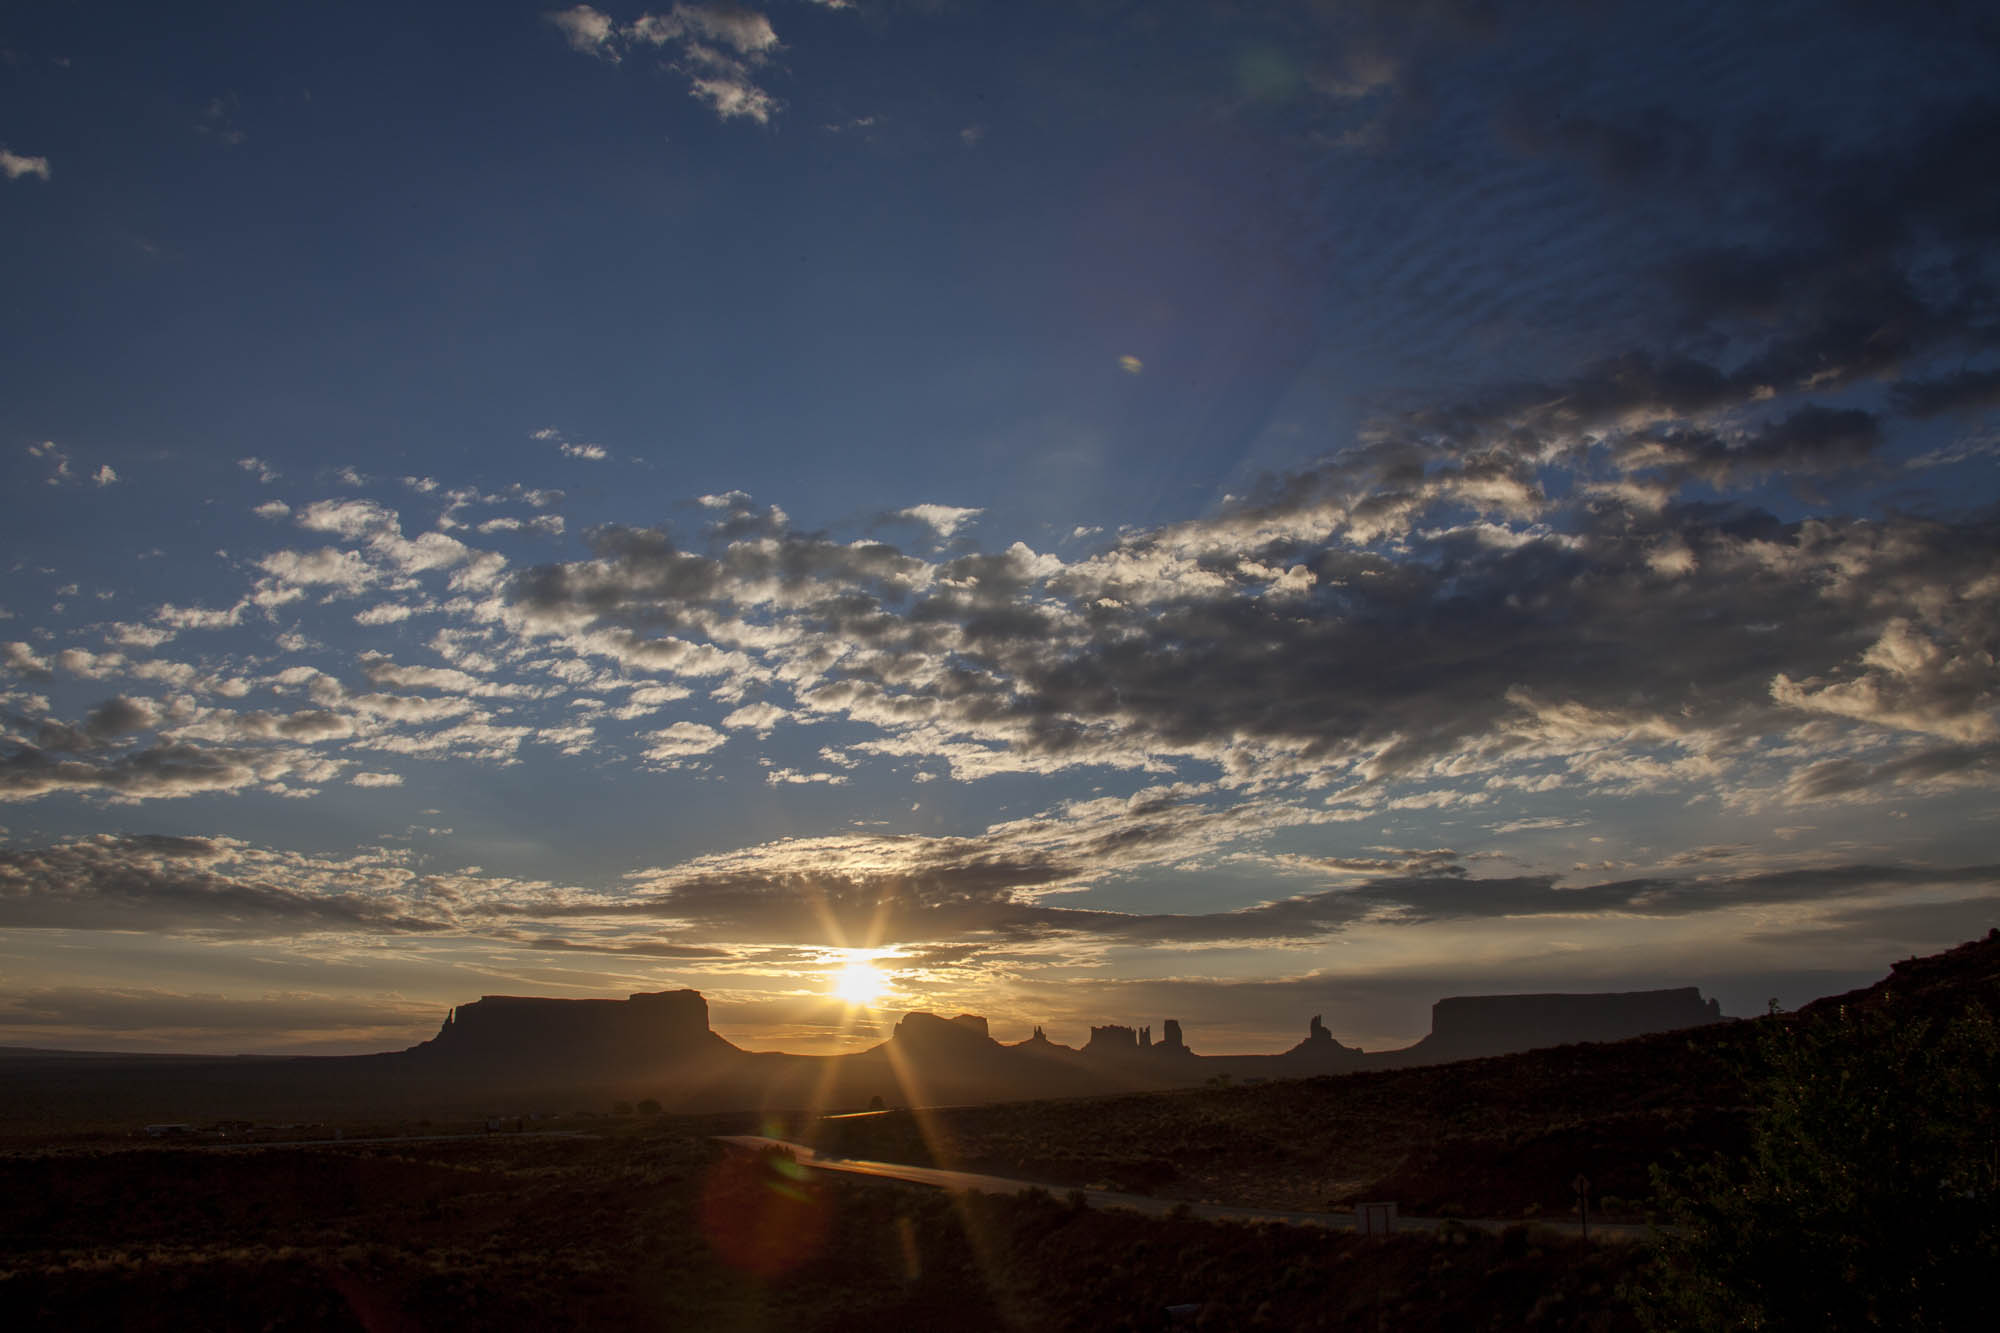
[[830, 961, 889, 1007]]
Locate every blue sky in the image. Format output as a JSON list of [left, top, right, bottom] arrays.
[[3, 1, 1998, 1055]]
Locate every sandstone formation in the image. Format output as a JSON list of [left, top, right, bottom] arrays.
[[1376, 987, 1724, 1066], [405, 990, 733, 1074]]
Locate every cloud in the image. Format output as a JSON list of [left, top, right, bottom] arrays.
[[0, 148, 50, 181], [589, 786, 2000, 949], [0, 835, 451, 935], [531, 426, 606, 460], [721, 700, 787, 730], [515, 933, 732, 959], [354, 602, 419, 625], [546, 5, 620, 57], [490, 484, 2000, 800], [3, 642, 53, 680], [549, 4, 787, 124], [687, 75, 778, 123], [1892, 367, 2000, 419], [238, 457, 279, 483], [91, 464, 117, 486], [351, 771, 404, 787], [26, 440, 72, 484], [257, 546, 378, 594], [641, 720, 726, 760], [628, 4, 779, 56], [0, 738, 313, 802], [896, 504, 983, 541]]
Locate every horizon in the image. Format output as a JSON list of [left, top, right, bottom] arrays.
[[3, 966, 1743, 1060], [4, 2, 1998, 1060]]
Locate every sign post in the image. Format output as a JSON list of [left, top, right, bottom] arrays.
[[1572, 1174, 1591, 1241]]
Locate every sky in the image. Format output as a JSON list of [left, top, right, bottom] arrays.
[[2, 0, 1998, 1057]]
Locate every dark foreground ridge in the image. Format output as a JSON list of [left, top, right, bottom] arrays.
[[0, 977, 1725, 1130]]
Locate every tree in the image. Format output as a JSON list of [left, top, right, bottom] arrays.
[[637, 1097, 662, 1116], [1637, 1000, 1999, 1331]]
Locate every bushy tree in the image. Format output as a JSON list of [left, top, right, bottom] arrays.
[[1638, 1001, 1999, 1331]]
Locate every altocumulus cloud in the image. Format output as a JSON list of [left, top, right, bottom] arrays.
[[546, 3, 797, 124]]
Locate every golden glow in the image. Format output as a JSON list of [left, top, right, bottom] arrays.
[[830, 960, 888, 1007]]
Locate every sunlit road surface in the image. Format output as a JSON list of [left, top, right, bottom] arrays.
[[715, 1135, 1660, 1243]]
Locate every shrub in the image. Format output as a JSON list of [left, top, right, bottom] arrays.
[[1636, 1001, 1999, 1331]]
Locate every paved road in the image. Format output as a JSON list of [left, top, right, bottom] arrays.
[[201, 1129, 600, 1150], [713, 1135, 1659, 1243]]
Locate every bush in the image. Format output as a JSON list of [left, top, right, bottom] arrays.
[[1636, 1001, 1999, 1331]]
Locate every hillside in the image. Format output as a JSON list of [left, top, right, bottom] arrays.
[[814, 930, 2000, 1219]]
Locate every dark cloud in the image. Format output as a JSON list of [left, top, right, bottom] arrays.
[[0, 740, 278, 801], [1614, 406, 1885, 487], [1892, 367, 2000, 419], [1783, 743, 2000, 802], [519, 934, 732, 960], [0, 836, 452, 936], [577, 793, 2000, 947], [83, 696, 157, 741]]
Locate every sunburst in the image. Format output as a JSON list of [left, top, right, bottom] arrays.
[[830, 960, 889, 1007]]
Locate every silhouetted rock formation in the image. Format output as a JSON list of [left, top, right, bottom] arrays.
[[1377, 987, 1723, 1066], [0, 969, 1740, 1126], [1083, 1024, 1139, 1057], [890, 1011, 997, 1054], [1274, 1013, 1360, 1066], [403, 990, 733, 1074]]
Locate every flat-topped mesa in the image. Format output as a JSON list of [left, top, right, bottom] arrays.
[[890, 1012, 995, 1052], [409, 989, 728, 1072], [1404, 987, 1723, 1063]]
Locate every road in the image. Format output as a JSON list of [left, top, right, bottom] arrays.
[[713, 1135, 1660, 1243], [200, 1129, 600, 1150]]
